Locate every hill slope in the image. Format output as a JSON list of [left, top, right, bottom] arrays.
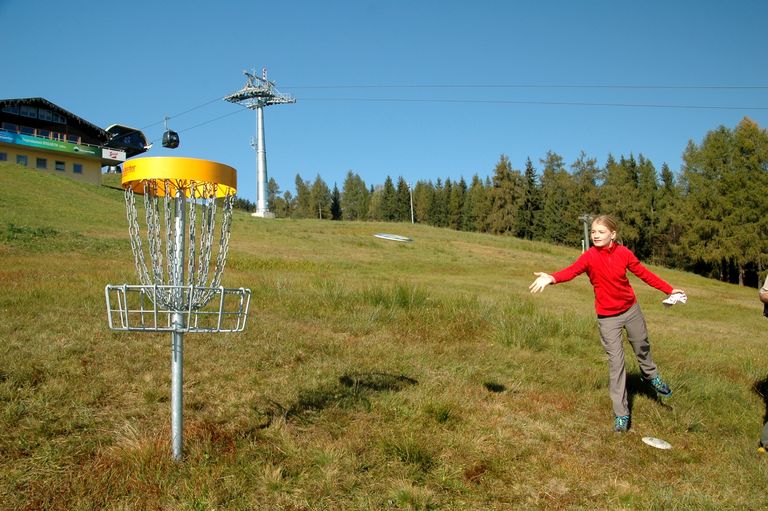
[[1, 163, 767, 510]]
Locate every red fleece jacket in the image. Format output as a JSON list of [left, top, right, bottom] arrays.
[[550, 243, 673, 316]]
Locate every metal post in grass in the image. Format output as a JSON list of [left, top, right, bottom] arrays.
[[579, 214, 592, 252], [105, 157, 251, 462]]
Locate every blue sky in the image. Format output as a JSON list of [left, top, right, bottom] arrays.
[[3, 0, 766, 202]]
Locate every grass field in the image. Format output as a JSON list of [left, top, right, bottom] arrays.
[[1, 163, 767, 510]]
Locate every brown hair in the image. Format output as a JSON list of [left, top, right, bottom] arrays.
[[591, 214, 619, 233]]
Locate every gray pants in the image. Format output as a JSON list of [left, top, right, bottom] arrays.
[[597, 302, 659, 417], [761, 421, 768, 448]]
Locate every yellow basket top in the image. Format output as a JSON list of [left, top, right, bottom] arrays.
[[121, 157, 237, 197]]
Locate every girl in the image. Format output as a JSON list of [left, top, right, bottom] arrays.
[[528, 215, 684, 432]]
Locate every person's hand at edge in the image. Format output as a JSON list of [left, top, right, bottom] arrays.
[[529, 272, 555, 293]]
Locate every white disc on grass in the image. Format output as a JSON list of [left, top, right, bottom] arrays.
[[642, 436, 672, 450], [374, 233, 413, 243]]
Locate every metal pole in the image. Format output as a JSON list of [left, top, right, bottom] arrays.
[[409, 182, 414, 224], [171, 190, 187, 461], [255, 103, 269, 216], [579, 214, 591, 253], [171, 325, 184, 460]]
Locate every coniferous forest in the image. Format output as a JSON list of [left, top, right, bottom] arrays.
[[234, 117, 768, 287]]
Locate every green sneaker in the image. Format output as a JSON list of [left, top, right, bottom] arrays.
[[648, 375, 672, 397], [614, 415, 630, 432]]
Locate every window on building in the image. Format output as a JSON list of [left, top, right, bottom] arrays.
[[17, 155, 28, 166], [55, 161, 65, 171], [2, 105, 19, 115], [2, 122, 18, 132], [20, 105, 38, 118], [73, 163, 83, 174], [37, 129, 51, 139], [20, 125, 34, 135], [38, 108, 53, 121], [36, 158, 47, 169], [67, 134, 79, 144], [52, 112, 67, 124], [52, 132, 65, 141], [0, 152, 7, 161]]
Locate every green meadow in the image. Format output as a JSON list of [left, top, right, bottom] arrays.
[[1, 163, 767, 510]]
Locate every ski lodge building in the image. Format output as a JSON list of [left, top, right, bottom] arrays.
[[0, 97, 148, 185]]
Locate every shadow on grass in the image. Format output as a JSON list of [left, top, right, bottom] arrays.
[[482, 381, 506, 393], [253, 372, 418, 428], [626, 372, 673, 414]]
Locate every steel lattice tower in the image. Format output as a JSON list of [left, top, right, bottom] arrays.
[[224, 68, 295, 217]]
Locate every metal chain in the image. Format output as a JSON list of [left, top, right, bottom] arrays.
[[125, 187, 152, 286], [163, 184, 173, 289], [123, 178, 236, 312], [152, 182, 173, 307], [192, 183, 219, 308], [145, 181, 165, 287], [186, 181, 198, 293], [196, 184, 216, 288], [211, 192, 235, 289]]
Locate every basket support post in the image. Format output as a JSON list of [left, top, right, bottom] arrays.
[[170, 190, 186, 462]]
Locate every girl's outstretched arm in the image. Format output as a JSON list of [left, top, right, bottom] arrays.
[[529, 272, 555, 293]]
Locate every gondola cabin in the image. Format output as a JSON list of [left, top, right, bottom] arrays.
[[162, 129, 180, 148]]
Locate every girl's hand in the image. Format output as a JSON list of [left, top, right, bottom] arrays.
[[671, 288, 685, 295], [529, 272, 555, 293]]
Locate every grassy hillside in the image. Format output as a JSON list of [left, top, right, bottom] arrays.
[[1, 163, 767, 510]]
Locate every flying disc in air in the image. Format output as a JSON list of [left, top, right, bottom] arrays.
[[642, 436, 672, 450], [374, 233, 413, 243]]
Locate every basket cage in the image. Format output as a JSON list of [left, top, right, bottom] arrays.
[[106, 284, 251, 333], [105, 176, 250, 333]]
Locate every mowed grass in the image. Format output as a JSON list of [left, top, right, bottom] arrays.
[[1, 164, 767, 510]]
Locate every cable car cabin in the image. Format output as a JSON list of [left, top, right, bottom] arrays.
[[104, 124, 151, 157], [162, 130, 180, 148]]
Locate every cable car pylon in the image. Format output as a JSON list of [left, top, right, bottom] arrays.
[[224, 68, 295, 218]]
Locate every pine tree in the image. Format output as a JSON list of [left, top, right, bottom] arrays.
[[535, 151, 571, 244], [273, 190, 294, 218], [599, 154, 642, 250], [412, 181, 434, 224], [330, 184, 342, 220], [488, 154, 523, 234], [430, 178, 448, 227], [367, 186, 383, 221], [293, 174, 311, 219], [341, 171, 369, 220], [651, 163, 682, 267], [679, 118, 768, 283], [310, 174, 332, 219], [464, 174, 490, 232], [565, 152, 600, 247], [729, 117, 768, 283], [267, 177, 280, 213], [518, 158, 540, 240], [634, 154, 660, 259], [448, 177, 467, 230], [379, 176, 397, 221], [395, 177, 412, 222]]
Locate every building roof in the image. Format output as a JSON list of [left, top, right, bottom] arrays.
[[1, 97, 149, 159], [0, 97, 109, 141]]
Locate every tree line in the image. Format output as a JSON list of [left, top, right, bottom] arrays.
[[234, 117, 768, 287]]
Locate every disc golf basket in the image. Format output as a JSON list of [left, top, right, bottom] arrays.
[[105, 156, 251, 461]]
